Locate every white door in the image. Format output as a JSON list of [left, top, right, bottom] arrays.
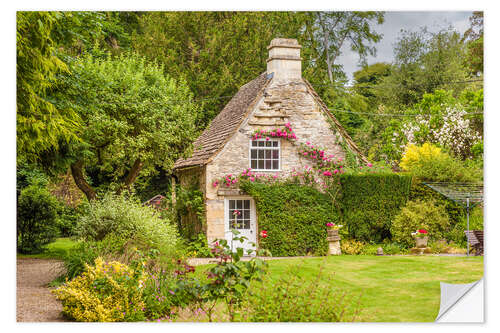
[[225, 197, 256, 255]]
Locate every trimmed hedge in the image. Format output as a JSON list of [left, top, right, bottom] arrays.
[[240, 181, 335, 257], [338, 173, 413, 242]]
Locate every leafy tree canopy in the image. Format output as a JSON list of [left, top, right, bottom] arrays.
[[51, 52, 201, 199], [377, 27, 470, 109]]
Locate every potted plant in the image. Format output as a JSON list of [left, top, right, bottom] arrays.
[[326, 222, 343, 239], [411, 229, 429, 248]]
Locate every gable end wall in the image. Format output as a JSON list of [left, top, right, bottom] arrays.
[[203, 78, 346, 243]]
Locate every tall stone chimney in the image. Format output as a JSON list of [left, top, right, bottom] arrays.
[[266, 38, 302, 81]]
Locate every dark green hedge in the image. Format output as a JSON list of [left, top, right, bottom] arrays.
[[240, 181, 335, 257], [338, 173, 413, 242]]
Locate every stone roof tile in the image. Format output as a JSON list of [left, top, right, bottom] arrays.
[[173, 72, 270, 169]]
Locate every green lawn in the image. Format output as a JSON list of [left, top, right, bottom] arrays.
[[195, 255, 483, 322], [266, 255, 483, 322], [17, 238, 78, 260]]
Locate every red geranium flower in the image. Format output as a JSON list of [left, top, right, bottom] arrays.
[[418, 229, 428, 234], [260, 230, 268, 238]]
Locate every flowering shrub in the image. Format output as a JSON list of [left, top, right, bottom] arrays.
[[251, 123, 296, 140], [400, 143, 478, 182], [340, 239, 365, 255], [391, 200, 450, 247], [203, 231, 269, 321], [52, 258, 147, 322], [386, 94, 482, 161], [400, 143, 442, 171], [213, 174, 238, 188]]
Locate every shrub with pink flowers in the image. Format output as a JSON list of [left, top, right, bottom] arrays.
[[251, 123, 297, 141]]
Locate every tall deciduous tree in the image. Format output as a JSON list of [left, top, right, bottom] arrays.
[[463, 11, 483, 76], [313, 12, 385, 83], [378, 27, 470, 109], [132, 11, 310, 127], [52, 53, 201, 200]]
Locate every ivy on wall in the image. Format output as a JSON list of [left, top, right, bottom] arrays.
[[173, 183, 205, 240], [240, 180, 336, 257]]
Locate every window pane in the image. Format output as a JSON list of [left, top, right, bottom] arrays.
[[251, 150, 257, 158], [265, 141, 272, 147], [251, 160, 257, 169], [237, 200, 242, 209], [229, 200, 235, 209], [265, 150, 271, 158], [258, 141, 264, 147], [272, 160, 279, 169], [252, 141, 257, 147], [243, 210, 249, 219], [244, 200, 250, 209], [265, 160, 271, 169], [273, 141, 278, 147], [244, 220, 250, 229], [258, 160, 264, 169], [258, 150, 264, 158], [272, 150, 279, 159]]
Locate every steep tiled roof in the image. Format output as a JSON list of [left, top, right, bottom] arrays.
[[173, 72, 368, 170], [173, 72, 271, 170]]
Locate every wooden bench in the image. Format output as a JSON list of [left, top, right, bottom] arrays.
[[464, 230, 484, 255]]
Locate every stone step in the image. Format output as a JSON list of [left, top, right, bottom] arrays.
[[248, 120, 287, 126], [264, 98, 282, 104], [253, 112, 289, 118]]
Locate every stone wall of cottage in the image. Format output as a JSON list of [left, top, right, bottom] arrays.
[[203, 78, 346, 243]]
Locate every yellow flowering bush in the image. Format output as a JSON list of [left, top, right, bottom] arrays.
[[399, 143, 477, 182], [52, 258, 147, 322], [340, 239, 365, 255], [400, 143, 443, 171]]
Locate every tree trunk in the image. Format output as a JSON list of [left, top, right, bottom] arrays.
[[70, 160, 97, 201], [118, 158, 144, 194]]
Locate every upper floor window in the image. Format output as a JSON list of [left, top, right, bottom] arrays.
[[250, 139, 280, 170]]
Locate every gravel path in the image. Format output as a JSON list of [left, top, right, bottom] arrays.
[[16, 258, 66, 322]]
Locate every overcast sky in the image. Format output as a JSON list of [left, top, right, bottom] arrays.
[[337, 11, 473, 83]]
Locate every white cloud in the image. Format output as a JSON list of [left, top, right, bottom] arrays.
[[336, 11, 473, 83]]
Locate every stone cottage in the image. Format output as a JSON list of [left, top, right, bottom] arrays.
[[173, 38, 367, 252]]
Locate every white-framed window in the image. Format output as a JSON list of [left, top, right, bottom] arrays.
[[249, 139, 280, 171], [228, 199, 252, 229]]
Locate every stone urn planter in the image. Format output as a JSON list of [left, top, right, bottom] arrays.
[[414, 236, 429, 248], [327, 228, 341, 255], [410, 229, 430, 255]]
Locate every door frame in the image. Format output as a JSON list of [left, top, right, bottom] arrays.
[[223, 196, 257, 254]]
